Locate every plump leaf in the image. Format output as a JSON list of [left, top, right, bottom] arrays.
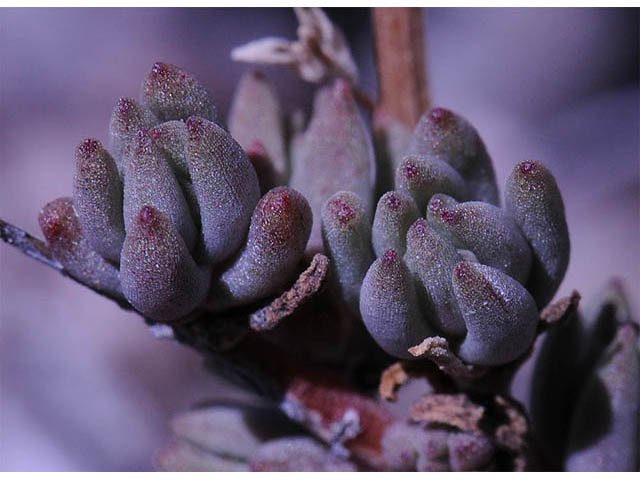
[[452, 262, 538, 366], [322, 191, 374, 313], [504, 160, 570, 308], [407, 108, 498, 205], [38, 197, 122, 297], [73, 138, 125, 262], [120, 206, 210, 322], [360, 250, 434, 359]]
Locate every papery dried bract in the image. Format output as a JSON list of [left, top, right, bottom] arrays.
[[505, 160, 569, 308], [453, 262, 538, 366], [289, 79, 375, 251], [108, 97, 156, 169], [565, 324, 640, 472], [396, 155, 468, 211], [73, 138, 125, 262], [404, 219, 465, 336], [120, 206, 210, 322], [427, 194, 532, 283], [141, 62, 220, 123], [38, 197, 122, 297], [123, 128, 197, 251], [372, 191, 420, 257], [185, 116, 260, 265], [208, 187, 312, 311], [229, 70, 287, 186], [231, 7, 358, 85], [360, 250, 433, 360], [322, 191, 374, 313], [407, 108, 498, 205]]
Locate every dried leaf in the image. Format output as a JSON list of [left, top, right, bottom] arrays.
[[539, 290, 581, 330], [250, 253, 329, 331], [409, 393, 484, 433], [408, 336, 485, 379], [231, 8, 358, 84], [379, 362, 410, 402]]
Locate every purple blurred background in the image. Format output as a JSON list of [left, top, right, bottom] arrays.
[[0, 8, 638, 471]]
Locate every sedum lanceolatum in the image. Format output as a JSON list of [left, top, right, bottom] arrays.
[[3, 7, 637, 472]]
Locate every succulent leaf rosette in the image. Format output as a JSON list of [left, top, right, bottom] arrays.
[[37, 57, 574, 368], [39, 63, 312, 325], [18, 21, 634, 469]]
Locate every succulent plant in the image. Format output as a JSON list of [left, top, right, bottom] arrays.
[[2, 7, 637, 472], [38, 62, 313, 325]]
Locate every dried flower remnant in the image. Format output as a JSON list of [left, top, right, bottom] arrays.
[[231, 7, 358, 85], [407, 107, 499, 205]]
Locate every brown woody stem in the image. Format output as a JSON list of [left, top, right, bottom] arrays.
[[372, 7, 430, 127]]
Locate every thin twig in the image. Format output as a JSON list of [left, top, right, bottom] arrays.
[[0, 217, 134, 311], [372, 7, 429, 127], [0, 218, 62, 270]]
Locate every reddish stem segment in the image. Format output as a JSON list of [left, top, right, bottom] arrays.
[[372, 8, 429, 127]]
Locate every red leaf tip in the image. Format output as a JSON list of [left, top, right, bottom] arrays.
[[519, 160, 538, 175], [382, 249, 399, 267], [385, 192, 402, 211], [76, 138, 101, 160], [327, 197, 357, 226]]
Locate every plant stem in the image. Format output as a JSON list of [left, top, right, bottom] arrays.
[[0, 218, 61, 271], [0, 217, 134, 311], [372, 7, 430, 127]]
